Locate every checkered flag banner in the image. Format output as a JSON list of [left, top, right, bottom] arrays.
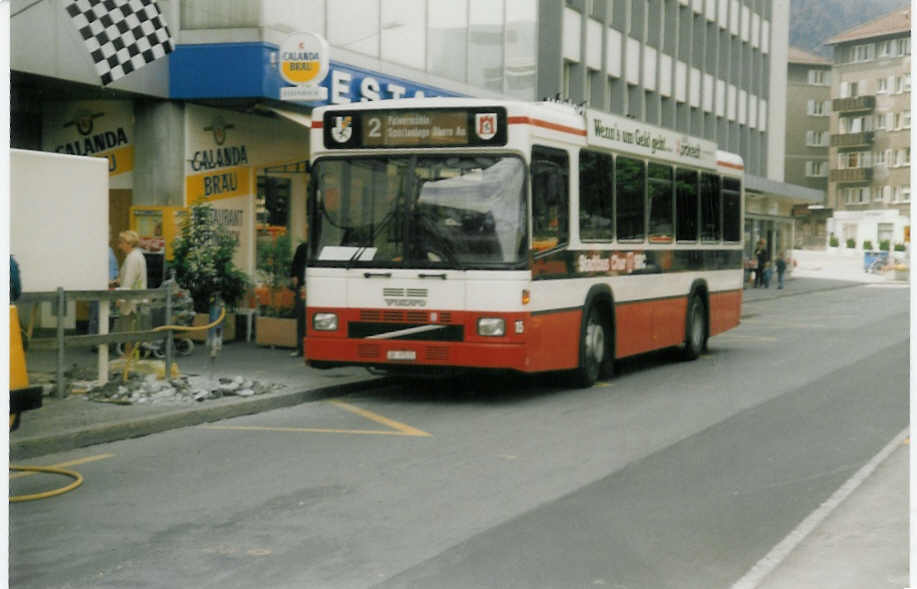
[[65, 0, 175, 86]]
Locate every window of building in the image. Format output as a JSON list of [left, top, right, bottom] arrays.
[[805, 130, 827, 146], [531, 145, 570, 250], [615, 157, 645, 241], [883, 185, 893, 202], [873, 187, 885, 202], [852, 43, 874, 62], [805, 161, 826, 177], [879, 40, 894, 57], [699, 172, 720, 241], [896, 148, 910, 167], [807, 99, 827, 116], [579, 150, 614, 241], [896, 75, 910, 93], [897, 37, 911, 56], [838, 151, 872, 169], [878, 223, 894, 243], [878, 77, 889, 93], [647, 163, 674, 243], [807, 69, 827, 85], [675, 168, 698, 242], [875, 150, 887, 166], [903, 111, 911, 129]]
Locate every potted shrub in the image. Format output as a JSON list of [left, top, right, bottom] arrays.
[[862, 240, 873, 251], [845, 238, 856, 249], [171, 202, 250, 343], [254, 233, 298, 348], [894, 243, 907, 252], [829, 234, 839, 249], [879, 240, 890, 251]]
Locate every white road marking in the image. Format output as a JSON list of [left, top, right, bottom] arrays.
[[730, 428, 908, 589]]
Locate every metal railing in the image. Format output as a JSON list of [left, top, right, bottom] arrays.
[[17, 276, 224, 399]]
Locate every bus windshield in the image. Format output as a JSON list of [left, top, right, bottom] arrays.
[[310, 155, 527, 269]]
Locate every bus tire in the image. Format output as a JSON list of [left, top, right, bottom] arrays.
[[573, 304, 611, 388], [682, 294, 707, 361]]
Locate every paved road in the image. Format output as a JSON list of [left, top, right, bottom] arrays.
[[10, 283, 909, 588]]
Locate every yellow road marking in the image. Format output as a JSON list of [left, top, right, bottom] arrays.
[[203, 400, 432, 437], [10, 453, 115, 480]]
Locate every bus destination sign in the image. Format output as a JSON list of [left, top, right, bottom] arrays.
[[323, 108, 507, 149]]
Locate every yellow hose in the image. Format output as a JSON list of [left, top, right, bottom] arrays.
[[120, 307, 227, 381], [9, 465, 84, 502]]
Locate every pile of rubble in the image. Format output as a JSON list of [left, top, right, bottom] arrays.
[[86, 374, 285, 405]]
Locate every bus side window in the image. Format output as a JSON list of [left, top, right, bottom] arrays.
[[700, 172, 721, 242], [675, 168, 698, 242], [615, 156, 645, 242], [531, 145, 569, 251], [647, 163, 674, 243], [579, 149, 614, 241], [722, 178, 741, 242]]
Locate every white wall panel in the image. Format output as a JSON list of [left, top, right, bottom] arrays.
[[659, 53, 672, 97], [716, 79, 726, 116], [675, 60, 688, 102], [607, 27, 623, 78], [626, 37, 641, 85], [586, 18, 603, 70], [727, 83, 736, 120], [703, 73, 714, 111], [738, 89, 747, 124], [644, 45, 657, 91], [690, 67, 702, 107], [563, 7, 582, 62]]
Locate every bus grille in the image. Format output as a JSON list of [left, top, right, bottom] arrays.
[[349, 323, 464, 341], [360, 310, 454, 324]]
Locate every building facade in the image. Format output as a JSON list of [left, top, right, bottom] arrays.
[[10, 0, 818, 284], [824, 7, 911, 251], [785, 47, 831, 249]]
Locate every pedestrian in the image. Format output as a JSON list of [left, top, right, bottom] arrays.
[[289, 240, 308, 358], [10, 255, 21, 302], [753, 239, 770, 288], [776, 252, 788, 289], [114, 231, 148, 348]]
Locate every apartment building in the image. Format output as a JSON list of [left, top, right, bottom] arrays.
[[785, 47, 832, 248], [544, 0, 822, 261], [824, 7, 911, 250]]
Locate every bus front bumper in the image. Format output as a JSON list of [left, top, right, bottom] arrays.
[[305, 337, 531, 373]]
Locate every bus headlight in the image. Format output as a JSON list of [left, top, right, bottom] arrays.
[[477, 317, 505, 337], [313, 312, 339, 331]]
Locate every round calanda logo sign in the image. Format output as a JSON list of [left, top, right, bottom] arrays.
[[279, 32, 330, 87]]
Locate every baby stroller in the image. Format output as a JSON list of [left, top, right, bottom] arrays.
[[116, 287, 195, 358]]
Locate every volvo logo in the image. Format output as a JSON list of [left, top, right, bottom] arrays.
[[385, 298, 426, 307]]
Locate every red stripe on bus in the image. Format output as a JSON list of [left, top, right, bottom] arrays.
[[717, 160, 744, 170], [312, 121, 323, 129], [508, 116, 587, 137], [305, 289, 742, 373]]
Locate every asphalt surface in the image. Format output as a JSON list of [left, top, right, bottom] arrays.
[[8, 271, 911, 588]]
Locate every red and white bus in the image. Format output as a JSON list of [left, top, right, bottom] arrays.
[[305, 98, 743, 386]]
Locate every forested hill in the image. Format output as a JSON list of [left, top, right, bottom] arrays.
[[789, 0, 910, 57]]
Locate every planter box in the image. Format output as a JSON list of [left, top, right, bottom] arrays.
[[255, 315, 298, 348], [189, 312, 236, 342], [894, 269, 909, 281]]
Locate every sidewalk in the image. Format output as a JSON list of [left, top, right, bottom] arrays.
[[11, 343, 388, 460], [9, 256, 910, 588]]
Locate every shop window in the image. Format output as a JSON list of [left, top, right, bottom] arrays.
[[579, 150, 614, 241], [675, 168, 698, 242], [257, 176, 291, 231], [615, 157, 645, 241], [647, 163, 673, 243], [532, 145, 569, 251]]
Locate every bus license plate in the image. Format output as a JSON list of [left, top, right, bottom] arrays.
[[387, 350, 416, 361]]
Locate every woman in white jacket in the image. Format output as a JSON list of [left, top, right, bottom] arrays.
[[114, 230, 148, 332]]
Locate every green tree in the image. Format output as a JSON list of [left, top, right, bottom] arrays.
[[171, 202, 249, 313]]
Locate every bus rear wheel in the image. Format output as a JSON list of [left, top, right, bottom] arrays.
[[573, 305, 612, 388], [682, 295, 707, 361]]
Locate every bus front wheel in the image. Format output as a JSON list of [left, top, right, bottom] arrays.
[[573, 305, 612, 388]]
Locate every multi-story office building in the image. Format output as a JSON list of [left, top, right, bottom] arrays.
[[785, 46, 831, 248], [10, 0, 819, 281], [823, 7, 911, 251]]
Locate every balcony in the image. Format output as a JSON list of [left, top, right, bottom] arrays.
[[829, 168, 874, 183], [830, 131, 875, 148], [832, 95, 876, 113]]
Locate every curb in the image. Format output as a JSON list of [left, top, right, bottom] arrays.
[[10, 376, 395, 460]]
